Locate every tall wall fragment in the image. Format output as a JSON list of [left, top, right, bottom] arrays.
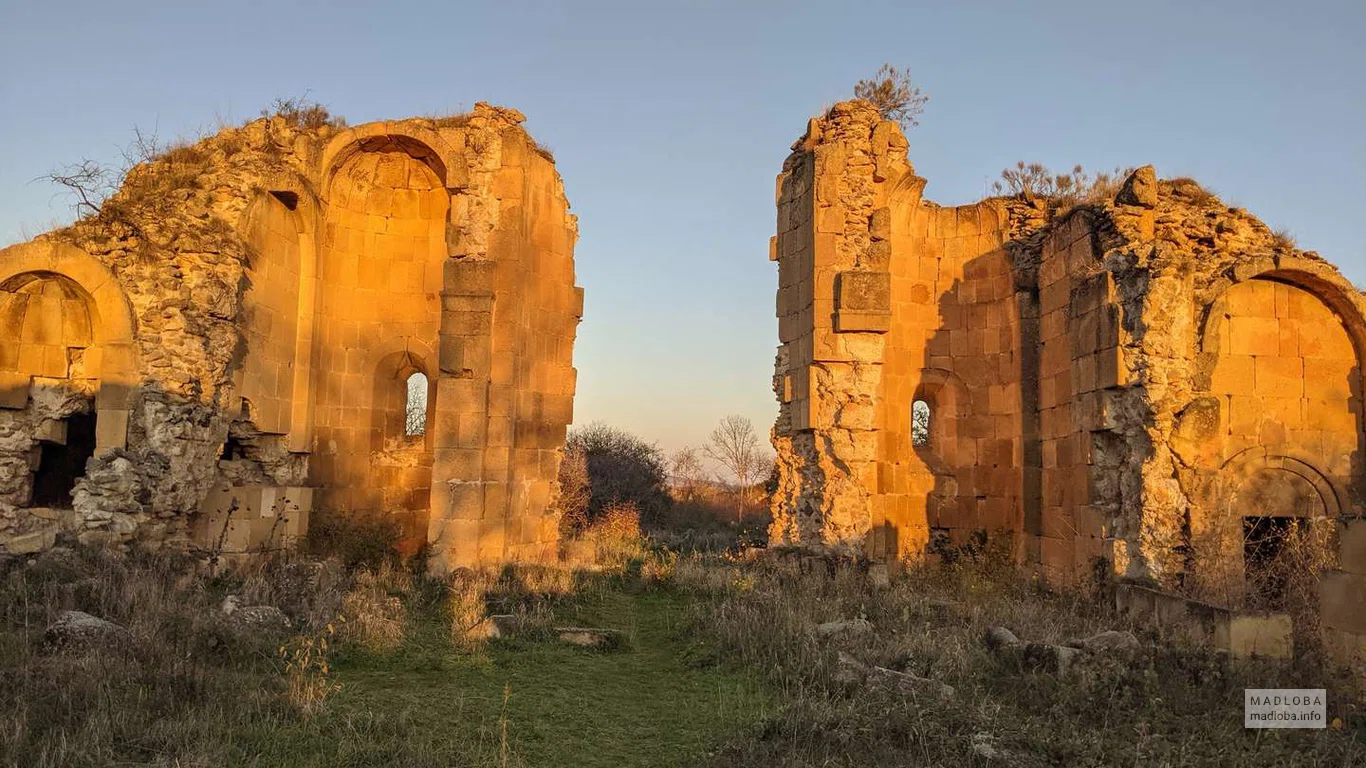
[[0, 103, 582, 572], [770, 101, 1366, 606]]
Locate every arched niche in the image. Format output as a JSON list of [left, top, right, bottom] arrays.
[[1198, 270, 1363, 505], [319, 124, 466, 194], [0, 240, 138, 451], [237, 179, 320, 443]]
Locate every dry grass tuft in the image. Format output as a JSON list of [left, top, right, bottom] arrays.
[[261, 97, 347, 130], [338, 564, 410, 653]]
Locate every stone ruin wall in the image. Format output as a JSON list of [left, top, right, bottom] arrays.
[[770, 102, 1366, 667], [0, 103, 582, 574]]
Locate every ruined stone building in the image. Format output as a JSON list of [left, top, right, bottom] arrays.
[[769, 100, 1365, 664], [0, 103, 583, 573]]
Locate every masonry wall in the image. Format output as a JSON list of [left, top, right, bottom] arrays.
[[876, 201, 1019, 561], [769, 102, 1366, 623], [0, 104, 582, 571]]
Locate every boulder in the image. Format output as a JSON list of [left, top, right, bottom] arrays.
[[1072, 629, 1141, 653], [983, 626, 1021, 652], [869, 666, 955, 699], [833, 650, 869, 685], [221, 595, 291, 631], [1021, 643, 1081, 675], [44, 610, 133, 651], [816, 618, 873, 638], [1116, 166, 1158, 208], [555, 626, 625, 649], [970, 732, 1009, 761]]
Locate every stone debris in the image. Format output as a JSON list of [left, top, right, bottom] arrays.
[[868, 665, 955, 699], [1019, 643, 1080, 676], [1070, 629, 1141, 653], [983, 626, 1021, 652], [833, 650, 870, 685], [816, 618, 874, 638], [221, 595, 291, 631], [555, 626, 625, 649], [43, 610, 133, 651], [970, 732, 1010, 762]]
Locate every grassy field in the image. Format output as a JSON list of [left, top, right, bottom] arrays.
[[1, 541, 1362, 767], [320, 584, 769, 767]]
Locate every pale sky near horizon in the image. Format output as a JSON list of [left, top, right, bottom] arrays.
[[2, 0, 1363, 466]]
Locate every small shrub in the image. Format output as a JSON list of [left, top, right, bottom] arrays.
[[992, 161, 1132, 208], [581, 501, 648, 568], [337, 564, 409, 653], [447, 570, 493, 648], [1166, 176, 1219, 206], [261, 97, 347, 130], [302, 509, 402, 570], [1272, 227, 1298, 251], [567, 422, 671, 527], [279, 623, 341, 716], [853, 63, 929, 130]]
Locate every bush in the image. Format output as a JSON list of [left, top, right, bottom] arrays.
[[853, 63, 928, 130], [261, 97, 347, 130], [564, 423, 670, 528], [301, 509, 402, 570], [992, 161, 1132, 209]]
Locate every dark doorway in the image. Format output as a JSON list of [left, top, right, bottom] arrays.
[[1243, 516, 1293, 611], [31, 411, 98, 508]]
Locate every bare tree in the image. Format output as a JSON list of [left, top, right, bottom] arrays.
[[404, 372, 428, 436], [669, 446, 708, 502], [853, 63, 929, 130], [42, 160, 116, 217], [705, 415, 770, 521], [911, 399, 931, 447]]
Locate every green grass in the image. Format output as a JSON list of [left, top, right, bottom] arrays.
[[227, 582, 769, 767]]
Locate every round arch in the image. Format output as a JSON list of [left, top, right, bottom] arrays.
[[319, 123, 466, 194], [0, 239, 138, 449]]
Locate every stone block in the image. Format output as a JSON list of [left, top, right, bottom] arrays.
[[1336, 520, 1366, 576], [0, 372, 30, 409], [1253, 356, 1303, 399], [94, 408, 128, 451], [1321, 570, 1366, 634], [1228, 614, 1293, 660]]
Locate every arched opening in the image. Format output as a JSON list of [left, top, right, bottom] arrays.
[[405, 371, 428, 438], [911, 399, 931, 447]]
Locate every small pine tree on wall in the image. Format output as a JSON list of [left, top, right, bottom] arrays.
[[853, 64, 929, 130]]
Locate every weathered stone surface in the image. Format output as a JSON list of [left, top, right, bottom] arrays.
[[767, 100, 1366, 684], [555, 626, 625, 649], [221, 595, 291, 631], [983, 626, 1021, 652], [868, 666, 955, 699], [44, 610, 133, 651], [1116, 165, 1158, 207]]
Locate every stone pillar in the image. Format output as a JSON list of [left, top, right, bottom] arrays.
[[769, 101, 910, 554], [427, 257, 495, 573]]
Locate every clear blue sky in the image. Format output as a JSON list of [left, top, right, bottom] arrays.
[[2, 0, 1362, 460]]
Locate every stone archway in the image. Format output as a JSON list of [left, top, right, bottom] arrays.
[[0, 240, 138, 452], [1193, 268, 1362, 605]]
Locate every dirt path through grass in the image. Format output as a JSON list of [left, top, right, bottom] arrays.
[[324, 584, 767, 767]]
